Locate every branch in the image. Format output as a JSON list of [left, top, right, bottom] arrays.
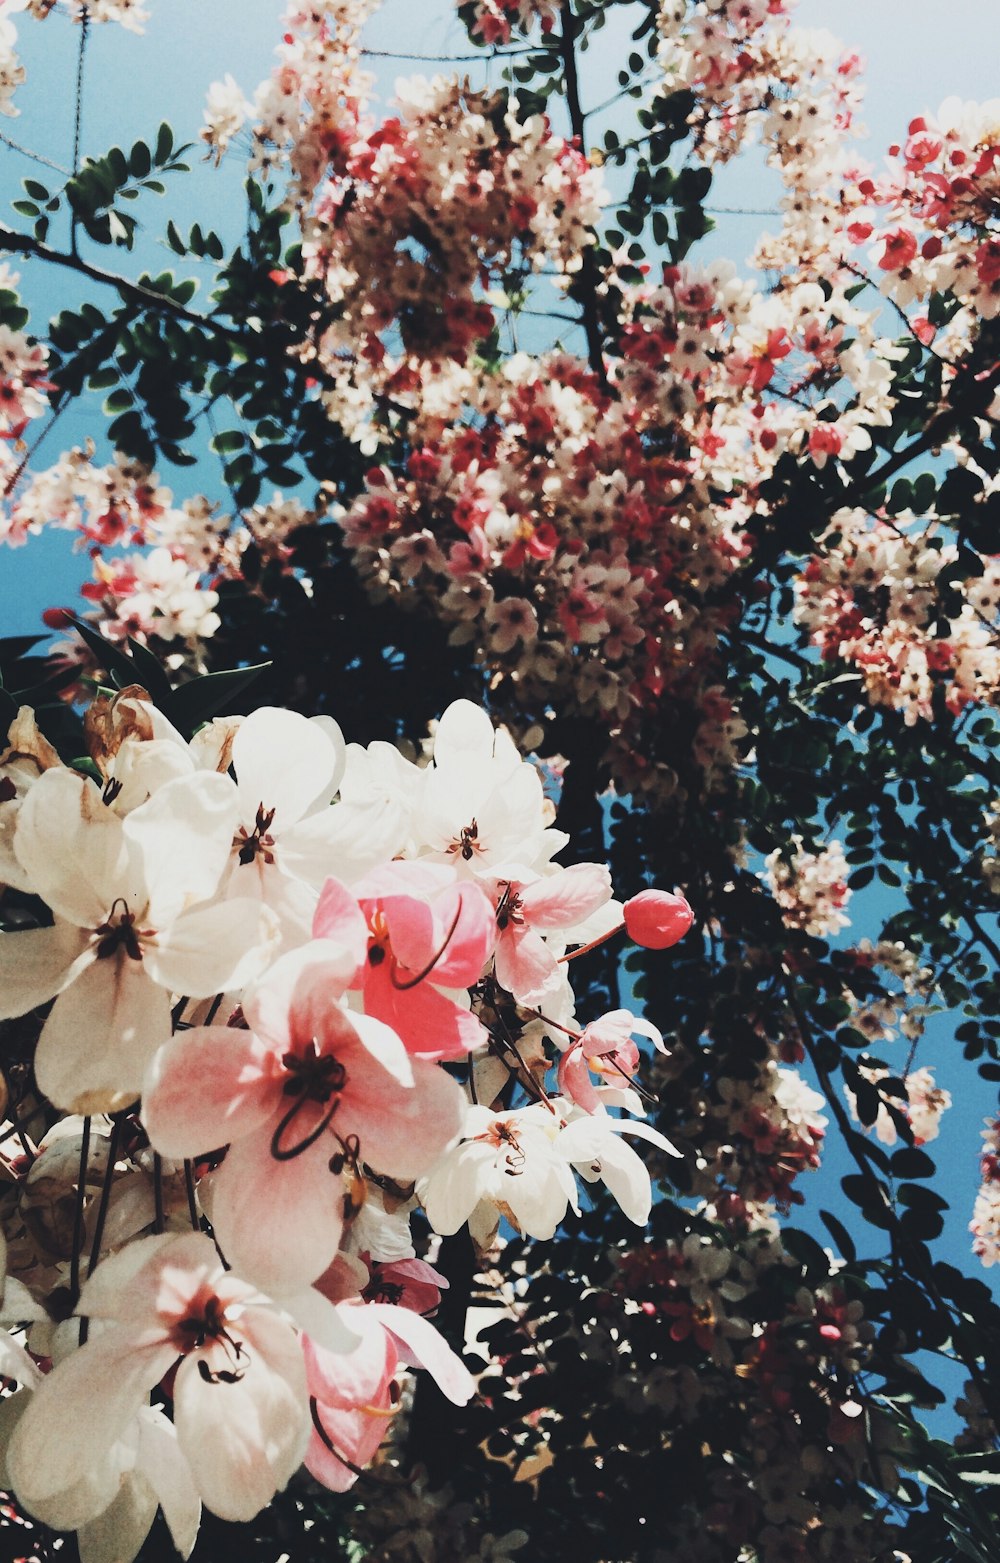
[[558, 1, 610, 393], [786, 978, 1000, 1421], [0, 222, 243, 338]]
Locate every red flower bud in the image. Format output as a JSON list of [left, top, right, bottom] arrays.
[[623, 889, 693, 950]]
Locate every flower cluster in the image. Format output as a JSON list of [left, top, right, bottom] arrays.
[[0, 688, 689, 1555], [467, 0, 559, 46], [764, 837, 851, 939], [845, 1063, 951, 1147], [794, 511, 1000, 725], [971, 1116, 1000, 1267], [605, 1212, 899, 1563]]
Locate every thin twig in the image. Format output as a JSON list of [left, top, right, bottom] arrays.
[[0, 132, 71, 176], [70, 8, 89, 257]]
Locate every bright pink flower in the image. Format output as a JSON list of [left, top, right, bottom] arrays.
[[877, 228, 918, 272], [623, 889, 693, 949], [313, 862, 496, 1060], [143, 943, 465, 1293]]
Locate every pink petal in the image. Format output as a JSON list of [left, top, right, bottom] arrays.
[[521, 863, 612, 930], [368, 1303, 475, 1405], [341, 1055, 465, 1182], [494, 925, 557, 1003], [310, 877, 369, 973], [142, 1026, 279, 1160], [363, 962, 487, 1059], [210, 1129, 345, 1295]]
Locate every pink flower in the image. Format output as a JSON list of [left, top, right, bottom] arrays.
[[312, 862, 496, 1059], [491, 862, 612, 1002], [142, 943, 465, 1292], [877, 228, 918, 272], [558, 1008, 664, 1114], [623, 889, 694, 949], [304, 1299, 474, 1492]]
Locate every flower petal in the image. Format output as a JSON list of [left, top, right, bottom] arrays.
[[0, 921, 91, 1019], [142, 1026, 278, 1161], [34, 958, 172, 1114], [144, 897, 277, 999], [126, 771, 239, 925], [14, 768, 128, 927], [6, 1326, 174, 1507], [174, 1307, 309, 1523], [232, 708, 342, 834], [368, 1303, 475, 1406], [210, 1130, 345, 1295]]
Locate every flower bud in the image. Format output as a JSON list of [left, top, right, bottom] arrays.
[[623, 889, 693, 949]]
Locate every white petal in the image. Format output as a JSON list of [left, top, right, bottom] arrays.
[[232, 708, 342, 834], [587, 1134, 652, 1224], [6, 1326, 174, 1507], [418, 1142, 495, 1236], [34, 958, 171, 1114], [126, 771, 239, 924], [281, 1288, 363, 1356], [432, 700, 497, 768], [136, 1407, 202, 1560], [144, 897, 277, 998], [14, 768, 129, 926], [0, 921, 90, 1019], [174, 1307, 309, 1523], [77, 1470, 158, 1563]]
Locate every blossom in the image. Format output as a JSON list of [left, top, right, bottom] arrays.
[[558, 1008, 665, 1113], [490, 861, 613, 1003], [303, 1296, 474, 1493], [0, 766, 270, 1112], [312, 861, 496, 1059], [6, 1232, 310, 1526], [142, 942, 465, 1292]]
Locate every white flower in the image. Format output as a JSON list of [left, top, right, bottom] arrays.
[[0, 767, 272, 1112]]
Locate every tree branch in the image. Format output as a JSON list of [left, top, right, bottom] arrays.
[[558, 1, 610, 393], [0, 222, 244, 338]]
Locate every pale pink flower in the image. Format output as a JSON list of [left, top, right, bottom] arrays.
[[143, 942, 465, 1293], [6, 1232, 309, 1526], [304, 1297, 474, 1492], [490, 862, 612, 1003]]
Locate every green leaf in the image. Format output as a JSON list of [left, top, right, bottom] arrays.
[[125, 637, 173, 702], [11, 200, 39, 218], [166, 219, 187, 255], [155, 121, 174, 164], [63, 615, 142, 692], [819, 1209, 856, 1262], [22, 179, 49, 202], [128, 139, 152, 178], [165, 663, 271, 736]]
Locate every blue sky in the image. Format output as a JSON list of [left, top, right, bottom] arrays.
[[2, 0, 999, 1428]]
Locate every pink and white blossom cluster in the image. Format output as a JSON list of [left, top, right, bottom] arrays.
[[0, 688, 688, 1556], [764, 837, 851, 939]]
